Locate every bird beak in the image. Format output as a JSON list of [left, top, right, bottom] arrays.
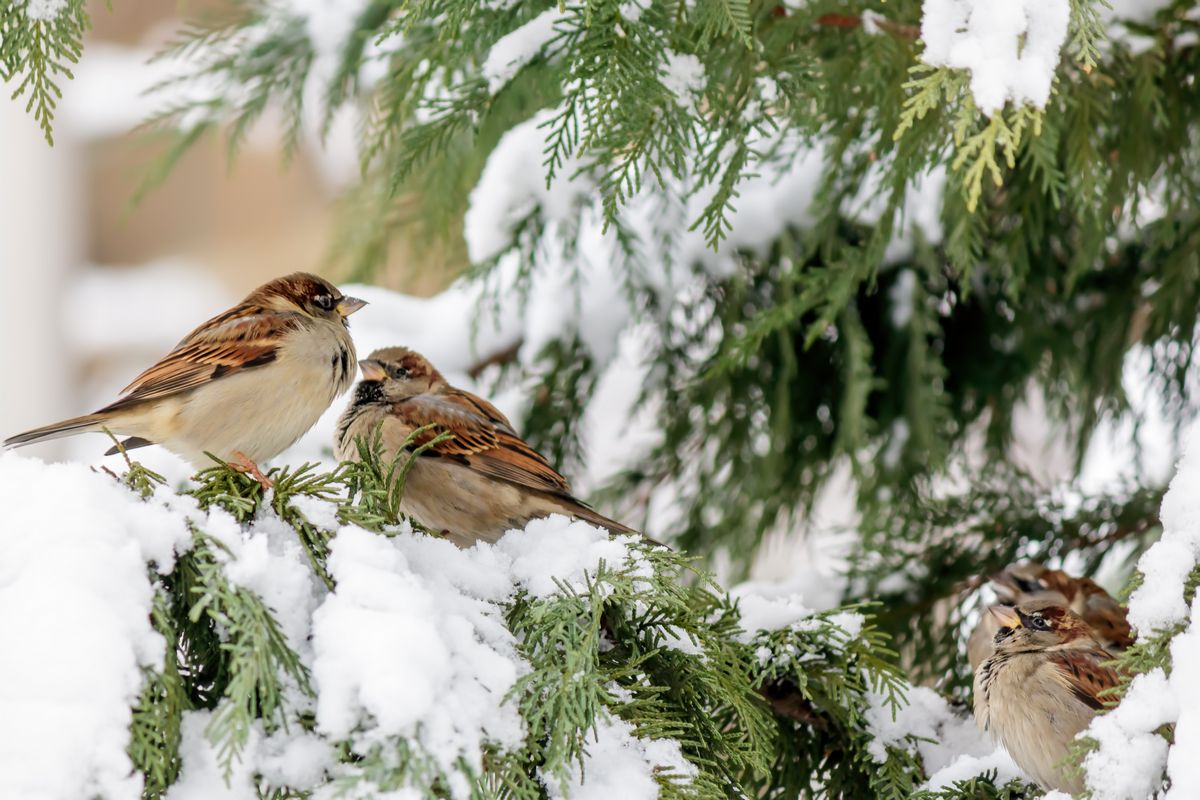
[[337, 296, 367, 317], [988, 605, 1022, 630], [359, 359, 387, 381]]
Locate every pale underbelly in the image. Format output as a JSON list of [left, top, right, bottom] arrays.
[[171, 362, 341, 465], [400, 457, 558, 544]]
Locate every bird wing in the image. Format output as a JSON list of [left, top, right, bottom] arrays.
[[391, 392, 572, 495], [1083, 591, 1134, 650], [102, 305, 299, 411], [1048, 649, 1121, 711]]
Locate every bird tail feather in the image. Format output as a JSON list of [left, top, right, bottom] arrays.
[[3, 414, 107, 449], [564, 502, 666, 548]]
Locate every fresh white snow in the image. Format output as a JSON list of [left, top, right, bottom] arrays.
[[0, 454, 188, 800], [920, 0, 1071, 115], [1078, 420, 1200, 798], [660, 51, 706, 110], [22, 0, 67, 21], [0, 450, 706, 799], [542, 715, 697, 800], [311, 524, 526, 795], [482, 9, 567, 94]]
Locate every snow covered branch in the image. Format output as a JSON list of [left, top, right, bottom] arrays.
[[0, 448, 967, 799]]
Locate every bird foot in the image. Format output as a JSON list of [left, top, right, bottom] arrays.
[[228, 451, 274, 490]]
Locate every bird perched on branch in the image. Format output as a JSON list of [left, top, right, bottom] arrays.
[[335, 346, 644, 547], [5, 272, 365, 488], [966, 563, 1132, 671], [974, 600, 1120, 794]]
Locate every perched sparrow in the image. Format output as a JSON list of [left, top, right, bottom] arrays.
[[966, 563, 1132, 671], [334, 346, 641, 547], [5, 273, 365, 486], [974, 601, 1120, 794]]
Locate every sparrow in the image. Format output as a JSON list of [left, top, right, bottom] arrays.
[[974, 600, 1121, 794], [966, 563, 1132, 671], [5, 272, 365, 487], [334, 346, 642, 547]]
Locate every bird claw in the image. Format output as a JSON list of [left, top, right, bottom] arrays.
[[228, 451, 274, 491]]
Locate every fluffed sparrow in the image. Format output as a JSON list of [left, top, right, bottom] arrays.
[[974, 600, 1120, 794], [5, 272, 365, 485], [334, 346, 641, 547], [966, 563, 1132, 671]]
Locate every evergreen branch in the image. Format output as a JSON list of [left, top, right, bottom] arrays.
[[0, 0, 89, 144], [338, 423, 452, 531], [128, 588, 189, 796], [186, 528, 312, 777]]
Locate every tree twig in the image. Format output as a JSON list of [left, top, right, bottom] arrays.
[[816, 12, 919, 42]]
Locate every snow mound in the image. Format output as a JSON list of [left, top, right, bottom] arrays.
[[920, 0, 1070, 115], [1080, 421, 1200, 797], [0, 452, 694, 799], [0, 453, 187, 800]]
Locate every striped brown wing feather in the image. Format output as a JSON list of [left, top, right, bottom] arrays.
[[102, 306, 296, 412], [395, 393, 571, 495], [1048, 650, 1120, 711], [452, 389, 518, 432]]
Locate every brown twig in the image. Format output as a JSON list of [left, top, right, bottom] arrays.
[[757, 679, 831, 730], [466, 339, 523, 380], [1069, 515, 1160, 551], [816, 12, 920, 42]]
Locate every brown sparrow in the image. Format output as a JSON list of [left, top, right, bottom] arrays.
[[967, 563, 1132, 671], [974, 600, 1120, 794], [334, 346, 640, 547], [5, 272, 365, 486]]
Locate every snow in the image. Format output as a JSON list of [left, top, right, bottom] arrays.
[[619, 0, 650, 23], [168, 712, 259, 800], [861, 10, 886, 36], [888, 269, 917, 328], [919, 0, 1071, 115], [0, 449, 699, 799], [1078, 421, 1200, 798], [730, 581, 815, 641], [1104, 0, 1173, 20], [849, 164, 947, 262], [0, 453, 189, 800], [542, 715, 697, 800], [1167, 604, 1200, 797], [482, 9, 566, 94], [861, 684, 1022, 785], [256, 727, 337, 790], [22, 0, 66, 21], [1083, 669, 1174, 799], [495, 517, 652, 599], [1127, 426, 1200, 633], [168, 713, 335, 800], [289, 0, 372, 65], [311, 525, 525, 791], [661, 51, 706, 110], [464, 110, 592, 264], [923, 747, 1024, 791], [209, 508, 326, 661]]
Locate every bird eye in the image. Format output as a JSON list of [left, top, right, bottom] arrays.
[[388, 365, 410, 379], [313, 294, 335, 311], [1032, 616, 1049, 630]]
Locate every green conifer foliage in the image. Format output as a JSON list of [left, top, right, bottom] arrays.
[[9, 0, 1200, 795]]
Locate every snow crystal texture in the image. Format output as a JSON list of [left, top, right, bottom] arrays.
[[920, 0, 1070, 115]]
